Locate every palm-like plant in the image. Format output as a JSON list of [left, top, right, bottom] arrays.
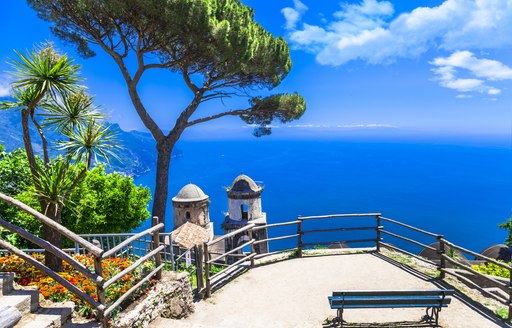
[[60, 121, 121, 168], [9, 43, 81, 99], [41, 90, 104, 131], [32, 158, 82, 217], [0, 44, 120, 272]]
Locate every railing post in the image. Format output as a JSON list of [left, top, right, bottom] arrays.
[[196, 245, 204, 291], [297, 216, 303, 258], [247, 228, 255, 267], [152, 216, 162, 280], [376, 215, 381, 252], [509, 266, 512, 321], [437, 235, 445, 279], [94, 255, 107, 327], [204, 243, 211, 298]]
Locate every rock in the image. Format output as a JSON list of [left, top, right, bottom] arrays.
[[112, 272, 194, 328]]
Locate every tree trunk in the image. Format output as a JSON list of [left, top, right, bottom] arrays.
[[152, 140, 174, 230], [40, 200, 63, 272]]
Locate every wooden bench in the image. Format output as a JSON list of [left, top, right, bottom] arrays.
[[328, 289, 454, 327]]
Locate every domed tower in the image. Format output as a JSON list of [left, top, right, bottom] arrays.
[[172, 184, 213, 240], [222, 174, 268, 255]]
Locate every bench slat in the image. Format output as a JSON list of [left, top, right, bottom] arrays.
[[330, 303, 451, 309], [329, 298, 451, 306], [332, 290, 454, 297]]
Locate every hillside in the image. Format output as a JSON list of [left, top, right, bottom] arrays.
[[0, 109, 168, 177]]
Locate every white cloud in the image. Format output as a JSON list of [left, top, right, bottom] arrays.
[[0, 75, 11, 98], [284, 0, 512, 66], [281, 0, 308, 30], [430, 51, 512, 96]]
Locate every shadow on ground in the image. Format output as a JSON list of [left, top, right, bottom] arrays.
[[322, 316, 437, 327]]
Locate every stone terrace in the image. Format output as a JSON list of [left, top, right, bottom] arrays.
[[152, 250, 509, 328]]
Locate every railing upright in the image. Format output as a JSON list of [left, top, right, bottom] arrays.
[[297, 216, 303, 257], [204, 242, 211, 298], [94, 255, 106, 327], [376, 215, 382, 252], [509, 267, 512, 321], [196, 245, 204, 291], [437, 235, 446, 279], [248, 228, 255, 267], [152, 216, 162, 280]]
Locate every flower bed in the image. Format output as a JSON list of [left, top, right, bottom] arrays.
[[0, 254, 156, 318]]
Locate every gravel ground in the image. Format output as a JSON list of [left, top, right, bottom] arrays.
[[151, 251, 509, 328]]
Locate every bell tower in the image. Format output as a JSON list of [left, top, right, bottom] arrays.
[[222, 174, 269, 255]]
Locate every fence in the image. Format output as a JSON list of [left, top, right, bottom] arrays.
[[202, 213, 512, 320], [0, 192, 165, 327]]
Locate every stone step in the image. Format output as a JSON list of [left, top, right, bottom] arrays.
[[0, 272, 15, 296], [0, 306, 22, 328], [14, 301, 74, 328], [0, 289, 40, 316]]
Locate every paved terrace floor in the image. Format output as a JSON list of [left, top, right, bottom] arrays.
[[152, 251, 509, 328]]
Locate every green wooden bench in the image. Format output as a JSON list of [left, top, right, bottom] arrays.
[[328, 289, 454, 327]]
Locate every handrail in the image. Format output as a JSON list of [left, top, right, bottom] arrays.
[[442, 239, 512, 271], [0, 194, 166, 327], [0, 192, 103, 257], [208, 239, 255, 264], [380, 230, 436, 252], [253, 220, 300, 231], [207, 223, 255, 246], [379, 216, 439, 238], [441, 254, 508, 289], [102, 223, 164, 259], [0, 239, 103, 310], [302, 226, 376, 234], [103, 245, 165, 289], [0, 217, 103, 284], [104, 263, 165, 317], [299, 213, 381, 220]]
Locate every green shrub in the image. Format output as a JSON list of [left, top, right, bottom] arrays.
[[471, 261, 511, 278]]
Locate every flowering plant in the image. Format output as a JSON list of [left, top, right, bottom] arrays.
[[0, 254, 156, 318]]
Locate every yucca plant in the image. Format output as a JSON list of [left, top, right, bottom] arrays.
[[41, 90, 104, 132], [0, 43, 119, 271], [60, 121, 121, 168]]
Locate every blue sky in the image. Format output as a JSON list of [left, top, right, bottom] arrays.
[[1, 0, 512, 140]]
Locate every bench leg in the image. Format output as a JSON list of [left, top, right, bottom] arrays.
[[337, 308, 344, 328], [425, 307, 441, 327]]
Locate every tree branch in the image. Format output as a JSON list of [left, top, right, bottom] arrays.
[[186, 108, 249, 127], [181, 67, 199, 93]]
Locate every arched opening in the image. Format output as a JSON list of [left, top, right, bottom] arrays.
[[240, 203, 249, 220], [185, 211, 191, 221]]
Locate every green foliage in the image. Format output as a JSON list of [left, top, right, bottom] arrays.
[[471, 261, 511, 278], [0, 147, 150, 245], [8, 44, 81, 97], [0, 148, 42, 248], [498, 218, 512, 246], [28, 0, 306, 136], [495, 307, 508, 320], [242, 93, 306, 137], [62, 165, 150, 234], [28, 0, 307, 227]]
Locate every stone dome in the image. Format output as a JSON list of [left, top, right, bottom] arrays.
[[478, 244, 512, 262], [227, 174, 262, 197], [172, 183, 209, 202]]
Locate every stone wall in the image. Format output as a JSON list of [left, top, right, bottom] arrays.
[[112, 271, 194, 328]]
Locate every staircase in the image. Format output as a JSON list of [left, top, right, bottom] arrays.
[[0, 272, 74, 328]]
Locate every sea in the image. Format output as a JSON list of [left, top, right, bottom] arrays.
[[134, 135, 512, 255]]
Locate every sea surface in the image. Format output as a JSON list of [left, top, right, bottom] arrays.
[[134, 136, 512, 255]]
